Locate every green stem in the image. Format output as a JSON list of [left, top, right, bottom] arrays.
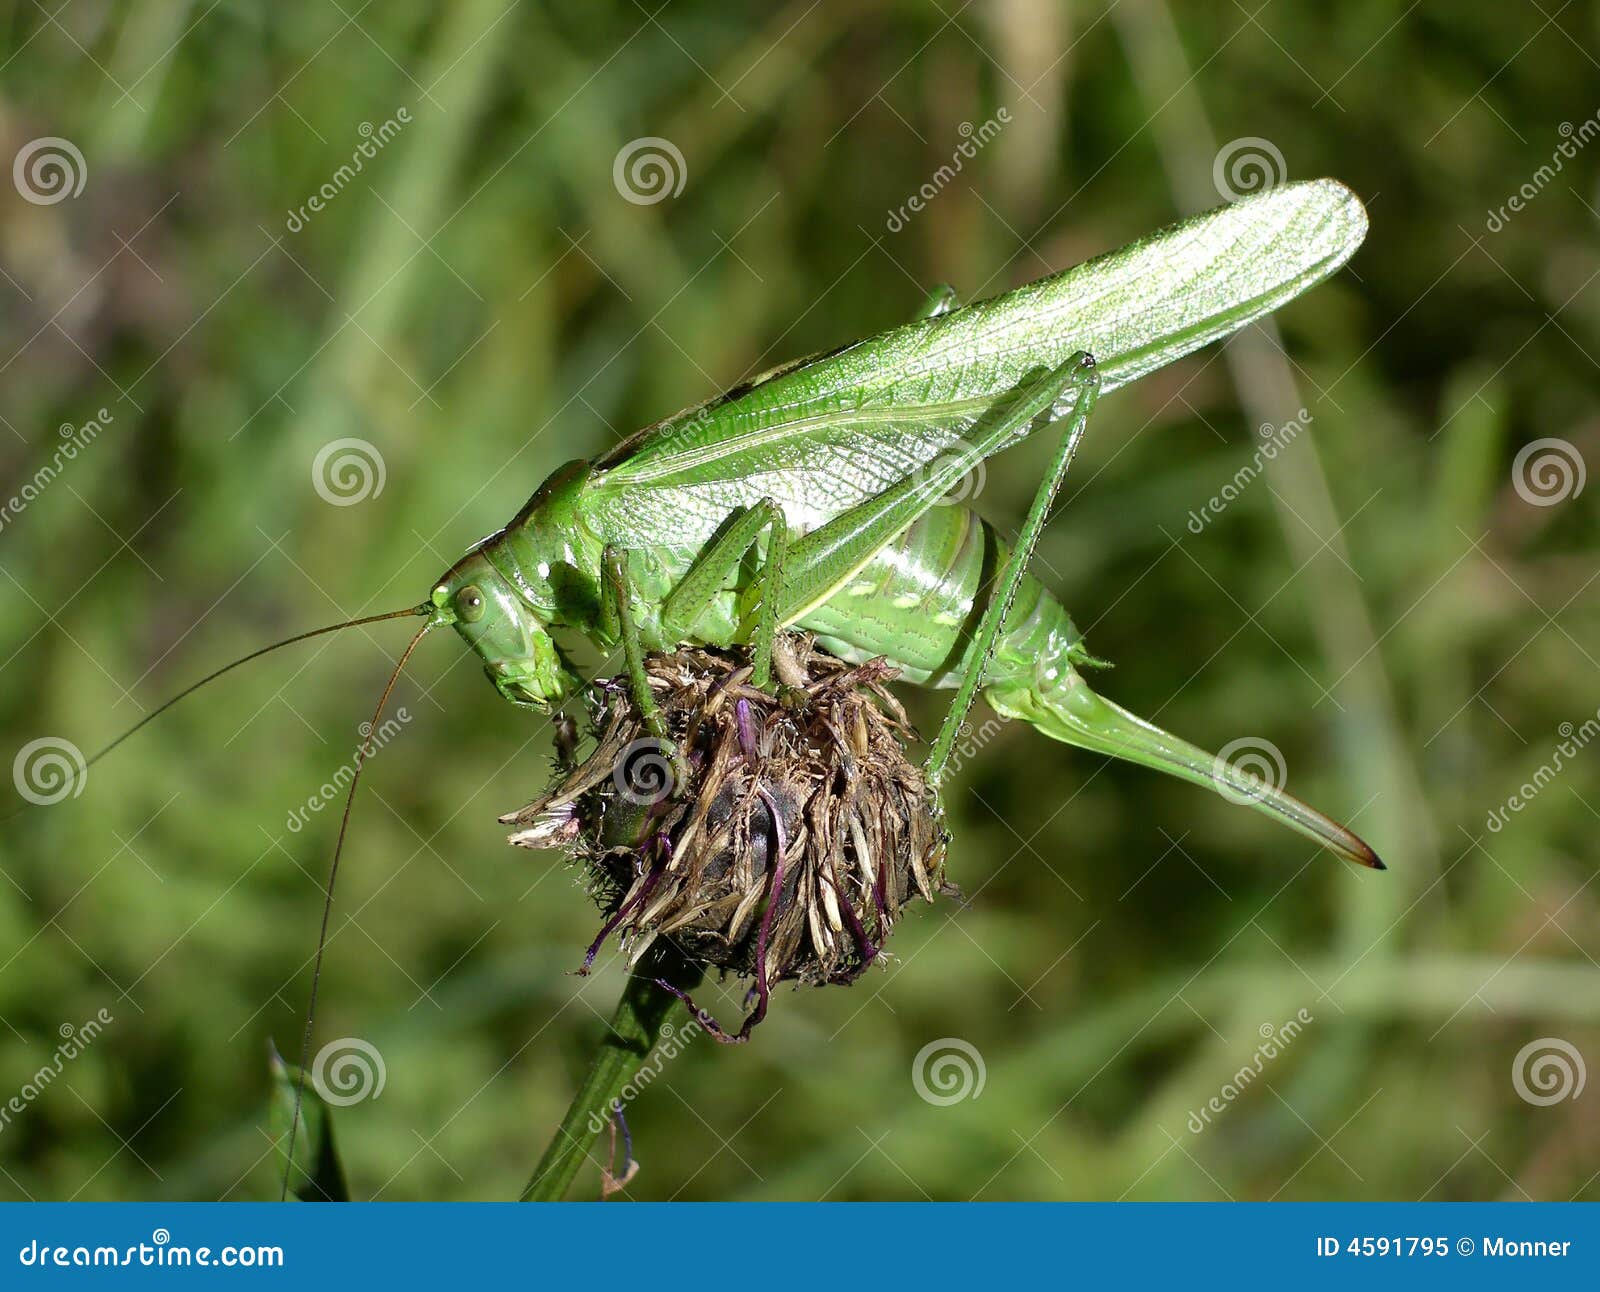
[[521, 941, 703, 1201]]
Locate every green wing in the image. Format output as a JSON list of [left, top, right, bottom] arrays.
[[584, 179, 1366, 547]]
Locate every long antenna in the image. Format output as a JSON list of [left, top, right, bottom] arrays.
[[86, 605, 433, 771], [281, 620, 431, 1201], [2, 605, 433, 826]]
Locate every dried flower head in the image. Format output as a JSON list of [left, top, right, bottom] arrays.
[[502, 635, 949, 1039]]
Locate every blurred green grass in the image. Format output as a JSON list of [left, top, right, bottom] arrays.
[[0, 1, 1596, 1201]]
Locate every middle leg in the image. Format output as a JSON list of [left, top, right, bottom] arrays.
[[659, 498, 790, 690]]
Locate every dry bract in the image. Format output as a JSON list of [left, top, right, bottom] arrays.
[[503, 636, 949, 1038]]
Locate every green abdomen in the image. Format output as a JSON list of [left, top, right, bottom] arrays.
[[800, 504, 1086, 689]]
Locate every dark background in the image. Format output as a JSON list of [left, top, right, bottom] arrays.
[[1, 1, 1595, 1200]]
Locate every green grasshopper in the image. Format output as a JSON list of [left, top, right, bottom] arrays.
[[422, 177, 1380, 870], [73, 176, 1380, 1196], [92, 180, 1376, 869]]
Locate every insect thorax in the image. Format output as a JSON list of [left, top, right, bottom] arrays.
[[486, 459, 606, 631]]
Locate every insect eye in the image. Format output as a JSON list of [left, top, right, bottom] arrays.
[[455, 585, 487, 623]]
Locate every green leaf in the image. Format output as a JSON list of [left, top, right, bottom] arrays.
[[268, 1042, 351, 1203]]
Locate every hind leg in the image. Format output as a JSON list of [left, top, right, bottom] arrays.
[[924, 354, 1101, 788]]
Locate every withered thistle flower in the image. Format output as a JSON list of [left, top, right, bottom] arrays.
[[502, 635, 949, 1040]]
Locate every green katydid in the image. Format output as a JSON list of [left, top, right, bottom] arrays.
[[69, 178, 1380, 1193], [81, 177, 1381, 878], [422, 176, 1379, 868]]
